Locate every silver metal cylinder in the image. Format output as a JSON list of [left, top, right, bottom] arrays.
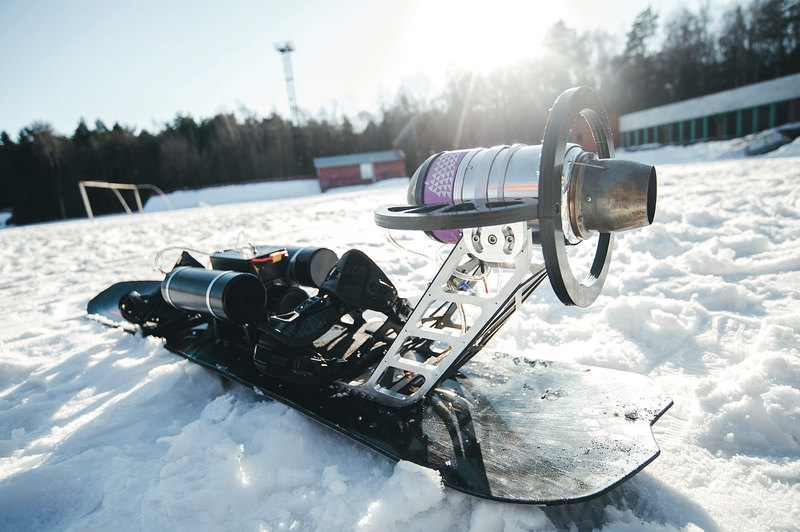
[[408, 143, 657, 243], [409, 144, 592, 206], [161, 266, 266, 323]]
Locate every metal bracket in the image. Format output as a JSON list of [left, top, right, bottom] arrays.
[[464, 222, 527, 263], [341, 224, 545, 407]]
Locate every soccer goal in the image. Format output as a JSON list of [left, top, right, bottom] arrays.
[[78, 181, 171, 219]]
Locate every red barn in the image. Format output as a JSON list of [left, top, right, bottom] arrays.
[[314, 150, 406, 192]]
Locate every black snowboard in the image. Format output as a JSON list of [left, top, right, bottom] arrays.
[[88, 280, 672, 505]]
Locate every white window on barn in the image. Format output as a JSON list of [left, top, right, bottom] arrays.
[[360, 162, 374, 180]]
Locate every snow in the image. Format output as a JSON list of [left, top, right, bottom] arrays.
[[1, 140, 800, 530], [142, 177, 410, 213], [142, 179, 322, 212], [617, 135, 800, 165]]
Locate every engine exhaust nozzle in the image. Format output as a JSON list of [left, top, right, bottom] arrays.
[[567, 157, 657, 240]]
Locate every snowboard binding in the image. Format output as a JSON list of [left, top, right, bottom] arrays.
[[119, 245, 412, 384], [253, 249, 411, 383]]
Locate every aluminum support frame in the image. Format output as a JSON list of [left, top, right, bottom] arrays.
[[342, 222, 544, 407]]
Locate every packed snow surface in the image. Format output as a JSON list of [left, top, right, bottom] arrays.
[[142, 178, 323, 212], [1, 140, 799, 530]]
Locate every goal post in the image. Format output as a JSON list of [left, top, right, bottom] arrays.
[[78, 181, 171, 219]]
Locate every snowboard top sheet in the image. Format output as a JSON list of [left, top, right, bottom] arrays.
[[88, 280, 672, 505]]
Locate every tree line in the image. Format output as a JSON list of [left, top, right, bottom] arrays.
[[2, 0, 798, 225]]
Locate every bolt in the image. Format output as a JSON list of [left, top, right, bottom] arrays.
[[506, 235, 514, 243], [488, 234, 498, 245], [585, 195, 592, 202], [472, 234, 480, 242]]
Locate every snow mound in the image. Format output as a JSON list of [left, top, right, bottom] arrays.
[[143, 179, 322, 212]]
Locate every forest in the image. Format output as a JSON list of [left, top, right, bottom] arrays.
[[1, 0, 799, 225]]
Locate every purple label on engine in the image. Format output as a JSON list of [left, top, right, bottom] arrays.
[[424, 150, 467, 244], [423, 150, 465, 204]]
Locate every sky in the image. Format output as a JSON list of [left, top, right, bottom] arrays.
[[0, 0, 727, 136]]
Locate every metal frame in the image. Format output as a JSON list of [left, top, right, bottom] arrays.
[[78, 181, 171, 219], [343, 222, 547, 407], [351, 86, 623, 406]]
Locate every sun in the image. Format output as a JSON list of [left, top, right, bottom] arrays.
[[410, 0, 564, 75]]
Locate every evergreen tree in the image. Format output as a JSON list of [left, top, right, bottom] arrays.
[[613, 7, 660, 112]]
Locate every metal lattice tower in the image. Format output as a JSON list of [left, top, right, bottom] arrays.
[[275, 42, 300, 126]]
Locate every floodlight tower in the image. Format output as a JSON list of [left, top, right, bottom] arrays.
[[275, 42, 300, 127]]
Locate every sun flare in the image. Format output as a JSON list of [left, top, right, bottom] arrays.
[[411, 0, 563, 75]]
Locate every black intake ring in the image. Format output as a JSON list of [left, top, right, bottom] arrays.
[[539, 86, 614, 307], [374, 199, 539, 231]]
